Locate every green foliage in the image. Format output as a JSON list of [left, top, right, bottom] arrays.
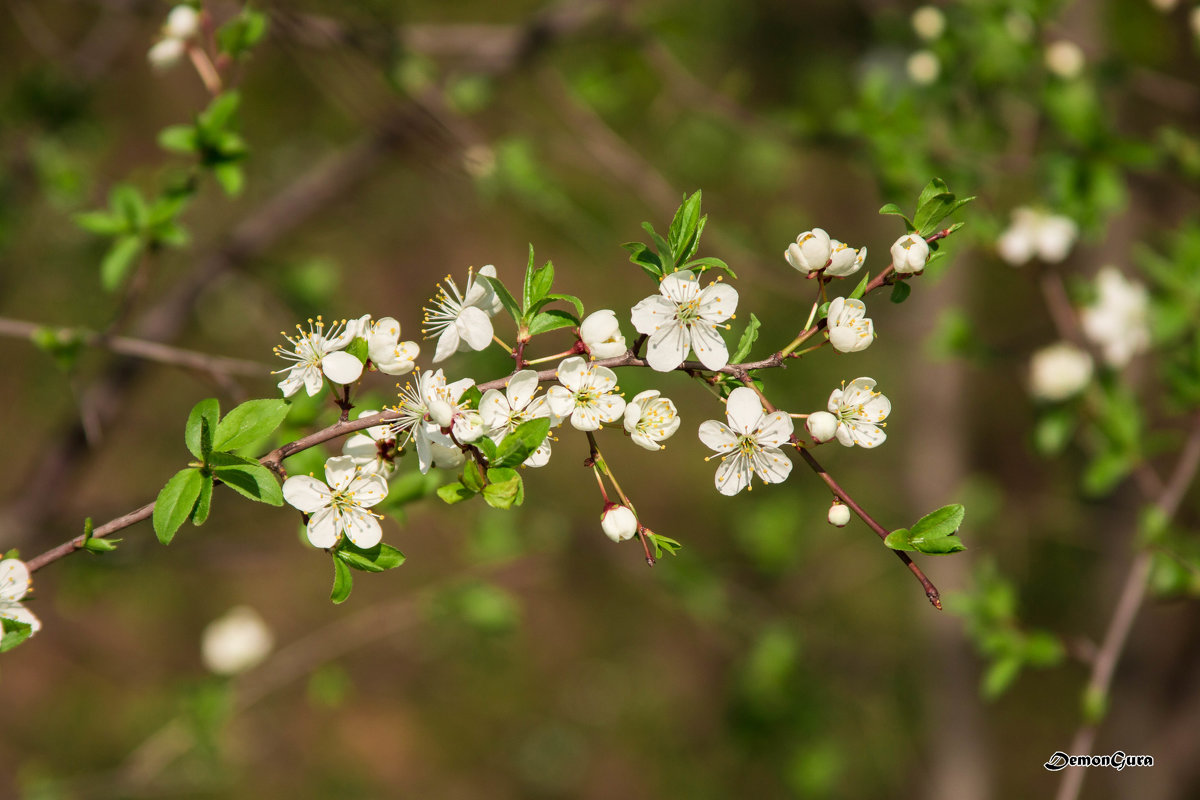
[[622, 191, 736, 281], [480, 245, 583, 339], [1081, 378, 1142, 497], [645, 531, 682, 558], [213, 399, 290, 452], [335, 541, 407, 573], [0, 618, 34, 653], [879, 179, 975, 239], [884, 504, 967, 555], [491, 418, 551, 468], [80, 516, 120, 554], [75, 183, 192, 290], [216, 7, 269, 60], [186, 398, 220, 460], [331, 556, 353, 604], [158, 92, 249, 196], [29, 326, 85, 372], [153, 468, 205, 544], [730, 313, 761, 363]]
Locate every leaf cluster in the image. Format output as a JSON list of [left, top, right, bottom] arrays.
[[622, 190, 736, 281]]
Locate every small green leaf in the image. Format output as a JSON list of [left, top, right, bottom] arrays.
[[100, 236, 143, 291], [213, 463, 283, 506], [459, 385, 483, 409], [1082, 685, 1108, 724], [482, 469, 523, 510], [668, 190, 704, 265], [492, 417, 551, 468], [528, 309, 578, 336], [909, 504, 966, 541], [153, 468, 205, 544], [158, 124, 198, 154], [213, 163, 244, 197], [199, 92, 241, 132], [437, 482, 475, 505], [335, 541, 407, 573], [475, 436, 498, 461], [110, 184, 147, 230], [542, 293, 585, 319], [217, 12, 268, 59], [529, 260, 555, 310], [213, 398, 290, 452], [678, 256, 737, 279], [74, 210, 126, 236], [331, 556, 353, 604], [731, 313, 761, 363], [890, 281, 912, 304], [884, 528, 915, 551], [479, 275, 522, 322], [0, 618, 34, 653], [642, 222, 673, 267], [186, 398, 220, 460], [192, 475, 214, 525], [522, 244, 537, 313], [878, 202, 915, 231], [82, 536, 120, 553], [622, 241, 664, 280], [462, 460, 485, 493], [982, 655, 1022, 699], [848, 271, 871, 300], [646, 532, 682, 558]]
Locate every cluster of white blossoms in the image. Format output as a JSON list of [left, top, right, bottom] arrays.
[[147, 5, 201, 70], [273, 315, 418, 398], [422, 265, 503, 363], [806, 378, 892, 449], [785, 228, 866, 278], [996, 207, 1078, 266], [480, 370, 557, 467], [0, 558, 40, 638], [1080, 267, 1150, 368]]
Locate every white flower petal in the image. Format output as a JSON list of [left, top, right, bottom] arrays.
[[689, 321, 729, 371], [0, 560, 31, 602], [432, 326, 461, 363], [282, 475, 333, 513], [348, 474, 389, 507], [698, 420, 737, 452], [646, 322, 690, 372], [342, 433, 378, 462], [507, 370, 539, 409], [571, 406, 603, 431], [714, 452, 753, 495], [323, 456, 359, 491], [479, 389, 510, 428], [849, 421, 887, 448], [752, 447, 793, 485], [595, 394, 626, 424], [0, 604, 41, 634], [322, 351, 364, 385], [658, 270, 699, 305], [724, 387, 765, 435], [546, 385, 575, 419], [696, 282, 738, 322], [343, 510, 382, 549], [556, 357, 589, 391], [306, 507, 340, 548], [302, 365, 325, 397], [755, 411, 795, 448], [456, 305, 494, 352], [630, 295, 678, 336]]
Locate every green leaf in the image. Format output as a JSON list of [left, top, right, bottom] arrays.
[[492, 418, 551, 468], [475, 436, 498, 461], [1082, 450, 1133, 497], [158, 124, 198, 154], [213, 463, 283, 506], [30, 326, 85, 371], [437, 481, 475, 505], [331, 556, 353, 604], [1082, 685, 1108, 724], [82, 536, 120, 553], [668, 190, 703, 265], [192, 475, 213, 525], [890, 281, 911, 304], [910, 504, 966, 542], [982, 656, 1022, 699], [186, 398, 220, 460], [462, 460, 485, 493], [912, 179, 975, 236], [153, 468, 205, 544], [459, 385, 483, 410], [74, 210, 126, 236], [482, 468, 524, 509], [529, 260, 555, 310], [100, 235, 143, 291], [848, 271, 870, 300], [731, 313, 761, 363], [646, 532, 682, 558], [543, 293, 585, 319], [213, 398, 290, 452], [110, 184, 147, 230], [199, 92, 241, 132], [213, 163, 244, 197], [0, 618, 34, 653], [884, 528, 915, 551], [678, 256, 737, 279], [528, 309, 578, 336], [335, 541, 406, 573], [479, 275, 522, 322], [1034, 407, 1078, 456], [521, 245, 537, 313], [878, 202, 915, 231], [641, 221, 673, 267], [622, 241, 664, 281], [217, 11, 268, 59]]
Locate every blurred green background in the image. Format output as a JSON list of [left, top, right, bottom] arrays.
[[2, 0, 1199, 798]]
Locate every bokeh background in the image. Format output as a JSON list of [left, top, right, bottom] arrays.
[[2, 0, 1199, 798]]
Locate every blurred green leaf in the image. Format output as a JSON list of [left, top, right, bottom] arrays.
[[100, 235, 142, 291]]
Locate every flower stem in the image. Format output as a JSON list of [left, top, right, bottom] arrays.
[[492, 335, 513, 354], [525, 349, 577, 365]]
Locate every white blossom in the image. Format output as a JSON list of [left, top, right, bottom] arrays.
[[996, 207, 1078, 265], [479, 370, 557, 467], [580, 309, 627, 358], [827, 378, 891, 448], [1045, 40, 1085, 79], [631, 270, 738, 371], [362, 316, 419, 376], [148, 37, 187, 70], [422, 264, 503, 363], [912, 6, 946, 40], [1080, 267, 1150, 368], [282, 455, 389, 549], [601, 504, 638, 542], [826, 297, 875, 354], [623, 390, 681, 451], [890, 234, 930, 274], [785, 228, 831, 274], [546, 357, 626, 431], [806, 411, 839, 444], [164, 6, 200, 39], [201, 606, 273, 676], [0, 558, 40, 637], [1029, 342, 1094, 402], [391, 369, 480, 472], [907, 50, 941, 85], [698, 386, 794, 496], [342, 410, 397, 477], [828, 502, 851, 528], [273, 317, 363, 397]]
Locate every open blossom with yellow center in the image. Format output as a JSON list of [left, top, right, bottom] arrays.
[[422, 265, 503, 363], [479, 370, 558, 467], [273, 316, 363, 397], [546, 357, 626, 431], [826, 297, 875, 354], [282, 456, 389, 549], [698, 387, 794, 496], [623, 390, 681, 450], [631, 270, 738, 372], [827, 377, 891, 448]]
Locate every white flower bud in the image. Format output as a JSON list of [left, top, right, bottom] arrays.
[[1045, 41, 1085, 79], [147, 37, 186, 70], [428, 399, 454, 428], [826, 241, 865, 278], [164, 5, 201, 40], [806, 411, 839, 444], [890, 234, 929, 274], [907, 50, 941, 85], [1150, 0, 1179, 10], [579, 309, 627, 358], [828, 502, 851, 528], [201, 606, 273, 675], [601, 504, 638, 542], [1029, 342, 1094, 402], [784, 228, 832, 274], [911, 6, 946, 41]]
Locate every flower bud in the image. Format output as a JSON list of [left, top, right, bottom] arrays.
[[890, 234, 929, 274], [202, 606, 273, 675], [1045, 40, 1085, 79], [784, 228, 832, 274], [806, 411, 839, 444], [147, 37, 186, 70], [428, 399, 454, 428], [828, 502, 851, 528], [600, 504, 638, 542], [580, 309, 627, 358], [164, 5, 201, 40], [1029, 342, 1093, 402], [826, 241, 865, 277], [911, 6, 946, 41], [906, 50, 941, 85]]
